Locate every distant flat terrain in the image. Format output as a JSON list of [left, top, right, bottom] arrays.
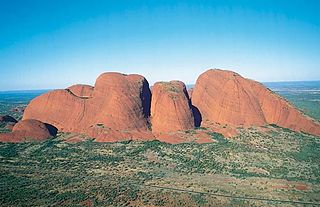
[[0, 90, 49, 120], [264, 81, 320, 121]]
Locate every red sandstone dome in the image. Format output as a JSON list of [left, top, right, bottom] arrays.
[[23, 72, 152, 141], [191, 69, 320, 135], [18, 69, 320, 143], [151, 81, 195, 132], [0, 119, 57, 142]]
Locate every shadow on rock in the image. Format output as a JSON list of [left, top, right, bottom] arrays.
[[191, 105, 202, 127], [44, 123, 58, 136]]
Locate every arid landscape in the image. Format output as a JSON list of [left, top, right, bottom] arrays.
[[1, 1, 320, 206], [1, 70, 320, 206]]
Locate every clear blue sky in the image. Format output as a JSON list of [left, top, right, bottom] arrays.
[[0, 0, 320, 90]]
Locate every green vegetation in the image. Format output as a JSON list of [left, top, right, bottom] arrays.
[[0, 128, 320, 206], [1, 84, 320, 206]]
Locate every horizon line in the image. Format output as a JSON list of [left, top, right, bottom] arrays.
[[1, 79, 320, 92]]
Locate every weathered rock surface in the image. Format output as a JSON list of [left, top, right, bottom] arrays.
[[151, 81, 195, 132], [192, 69, 320, 135], [0, 119, 57, 142], [23, 72, 152, 141], [16, 69, 320, 143], [67, 84, 94, 98], [23, 89, 87, 132]]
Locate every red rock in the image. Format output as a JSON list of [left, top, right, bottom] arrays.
[[67, 84, 94, 98], [23, 89, 87, 132], [156, 133, 186, 144], [20, 69, 320, 143], [23, 72, 152, 140], [192, 69, 320, 135], [90, 72, 151, 131], [0, 119, 57, 142], [151, 81, 195, 133], [248, 80, 320, 135]]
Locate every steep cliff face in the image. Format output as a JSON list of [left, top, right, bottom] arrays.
[[192, 69, 320, 135], [151, 81, 195, 132]]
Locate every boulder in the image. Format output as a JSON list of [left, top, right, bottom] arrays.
[[0, 119, 57, 142]]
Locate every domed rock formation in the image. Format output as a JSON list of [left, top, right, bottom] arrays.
[[90, 72, 151, 131], [67, 84, 94, 98], [23, 72, 152, 141], [151, 81, 195, 132], [0, 119, 57, 142], [192, 69, 320, 135], [23, 89, 87, 132], [248, 79, 320, 135], [19, 69, 320, 142]]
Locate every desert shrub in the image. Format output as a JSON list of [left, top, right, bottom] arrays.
[[0, 143, 19, 157], [208, 132, 227, 143]]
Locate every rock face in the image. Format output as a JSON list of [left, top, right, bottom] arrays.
[[23, 73, 152, 140], [0, 119, 57, 142], [23, 89, 87, 132], [192, 69, 320, 135], [17, 69, 320, 143], [90, 72, 151, 131], [67, 84, 94, 98], [151, 81, 195, 132]]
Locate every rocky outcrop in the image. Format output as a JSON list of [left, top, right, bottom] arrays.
[[67, 84, 94, 98], [23, 89, 87, 132], [151, 81, 195, 132], [0, 119, 57, 142], [90, 72, 151, 131], [192, 69, 320, 135], [16, 69, 320, 143], [248, 79, 320, 135], [23, 72, 152, 141]]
